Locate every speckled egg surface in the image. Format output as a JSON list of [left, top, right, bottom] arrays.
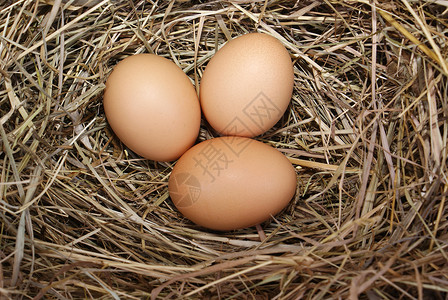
[[200, 33, 294, 137]]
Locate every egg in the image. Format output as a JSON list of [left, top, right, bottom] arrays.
[[103, 54, 201, 161], [199, 33, 294, 137], [168, 137, 297, 231]]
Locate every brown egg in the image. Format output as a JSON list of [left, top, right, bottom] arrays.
[[200, 33, 294, 137], [168, 137, 297, 231], [103, 54, 201, 162]]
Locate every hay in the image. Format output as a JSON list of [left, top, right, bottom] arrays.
[[1, 0, 447, 299]]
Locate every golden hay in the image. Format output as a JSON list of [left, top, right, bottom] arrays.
[[1, 0, 447, 299]]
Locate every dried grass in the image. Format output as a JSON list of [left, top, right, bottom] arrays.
[[1, 0, 447, 299]]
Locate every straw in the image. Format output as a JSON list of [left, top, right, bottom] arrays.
[[1, 1, 447, 298]]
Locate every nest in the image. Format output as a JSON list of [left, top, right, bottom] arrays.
[[1, 0, 447, 299]]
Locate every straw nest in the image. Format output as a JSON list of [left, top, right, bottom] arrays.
[[1, 0, 447, 299]]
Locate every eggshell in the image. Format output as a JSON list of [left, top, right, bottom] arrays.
[[200, 33, 294, 137], [168, 137, 297, 231], [103, 54, 201, 161]]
